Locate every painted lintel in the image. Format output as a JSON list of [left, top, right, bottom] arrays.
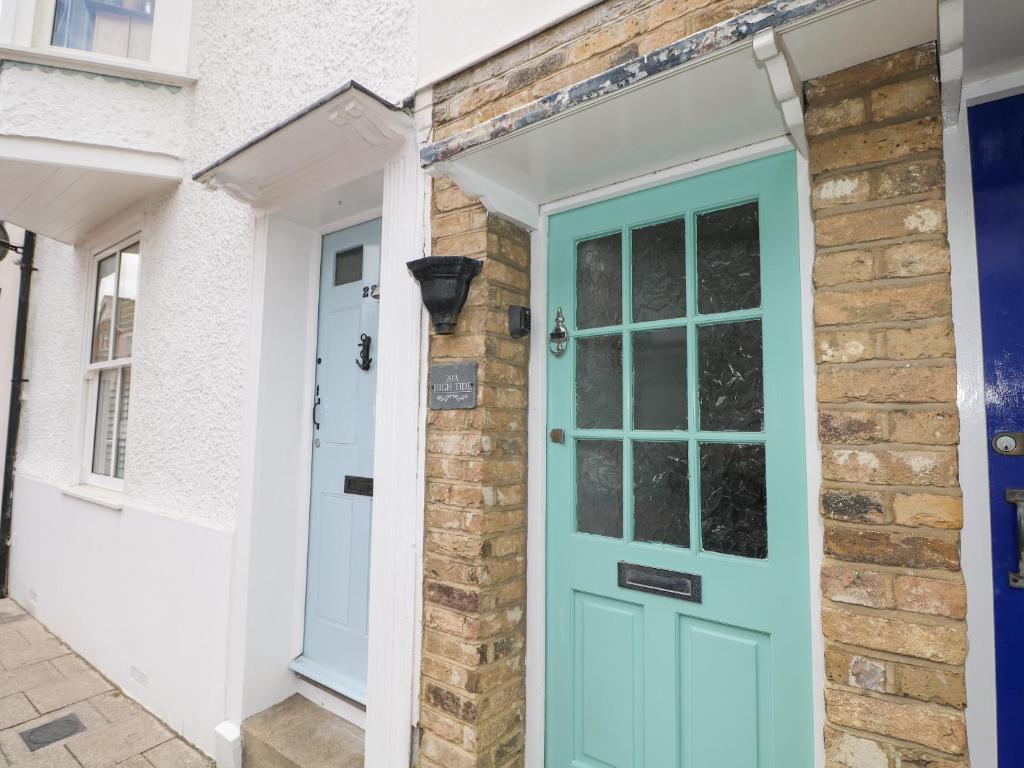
[[420, 0, 846, 168]]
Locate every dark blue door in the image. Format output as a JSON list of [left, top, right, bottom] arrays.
[[970, 92, 1024, 766]]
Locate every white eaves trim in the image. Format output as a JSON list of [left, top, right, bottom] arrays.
[[0, 43, 196, 87]]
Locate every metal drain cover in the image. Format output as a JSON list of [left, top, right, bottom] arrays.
[[21, 713, 85, 751]]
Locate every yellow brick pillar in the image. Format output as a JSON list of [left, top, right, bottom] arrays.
[[806, 43, 971, 766], [418, 177, 530, 768]]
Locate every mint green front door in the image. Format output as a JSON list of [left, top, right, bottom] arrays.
[[546, 153, 812, 767]]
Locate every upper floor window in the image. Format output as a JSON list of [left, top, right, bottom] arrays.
[[52, 0, 156, 61]]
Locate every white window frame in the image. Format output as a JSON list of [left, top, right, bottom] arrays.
[[0, 0, 192, 73], [80, 234, 139, 492]]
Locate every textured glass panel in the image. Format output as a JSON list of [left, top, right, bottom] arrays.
[[334, 246, 363, 286], [577, 335, 623, 429], [92, 368, 118, 476], [576, 233, 622, 329], [114, 246, 138, 359], [114, 367, 131, 480], [91, 255, 117, 363], [52, 0, 155, 60], [633, 327, 687, 430], [700, 443, 767, 558], [577, 440, 623, 538], [634, 441, 690, 547], [632, 218, 686, 322], [699, 320, 764, 432], [697, 202, 761, 314]]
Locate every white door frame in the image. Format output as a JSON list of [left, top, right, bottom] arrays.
[[524, 135, 826, 767], [220, 140, 426, 768]]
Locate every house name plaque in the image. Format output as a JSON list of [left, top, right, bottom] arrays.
[[430, 362, 477, 409]]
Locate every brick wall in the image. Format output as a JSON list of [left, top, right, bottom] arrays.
[[432, 0, 766, 141], [419, 178, 531, 768], [807, 44, 970, 767]]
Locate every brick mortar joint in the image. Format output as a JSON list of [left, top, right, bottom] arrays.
[[826, 639, 968, 670], [812, 190, 946, 220], [825, 680, 967, 716], [823, 599, 966, 629]]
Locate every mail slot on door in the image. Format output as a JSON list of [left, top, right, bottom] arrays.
[[344, 476, 374, 497]]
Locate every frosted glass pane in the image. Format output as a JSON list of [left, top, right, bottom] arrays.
[[577, 335, 623, 429], [699, 320, 764, 432], [700, 443, 767, 558], [632, 218, 686, 322], [335, 246, 363, 286], [114, 367, 131, 479], [633, 441, 689, 547], [633, 327, 687, 430], [577, 233, 622, 329], [577, 440, 623, 538], [697, 203, 761, 314]]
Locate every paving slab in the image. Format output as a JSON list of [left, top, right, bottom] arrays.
[[0, 641, 69, 672], [144, 738, 213, 767], [0, 695, 37, 731], [86, 691, 142, 724], [24, 671, 112, 715], [65, 711, 171, 768], [0, 701, 107, 763]]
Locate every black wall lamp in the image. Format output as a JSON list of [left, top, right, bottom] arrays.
[[407, 256, 483, 334]]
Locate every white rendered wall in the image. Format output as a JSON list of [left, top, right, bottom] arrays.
[[7, 0, 417, 756]]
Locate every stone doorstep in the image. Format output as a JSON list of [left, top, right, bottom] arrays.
[[241, 695, 364, 768]]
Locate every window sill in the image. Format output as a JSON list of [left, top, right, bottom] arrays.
[[61, 484, 124, 511], [0, 44, 196, 88]]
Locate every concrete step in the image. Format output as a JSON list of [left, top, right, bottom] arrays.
[[242, 695, 364, 768]]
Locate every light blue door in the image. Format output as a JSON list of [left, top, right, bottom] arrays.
[[290, 219, 381, 703], [546, 153, 812, 766]]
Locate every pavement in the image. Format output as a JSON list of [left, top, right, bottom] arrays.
[[0, 598, 212, 767]]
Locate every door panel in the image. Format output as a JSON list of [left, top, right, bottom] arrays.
[[968, 92, 1024, 766], [291, 218, 381, 703], [547, 153, 811, 767]]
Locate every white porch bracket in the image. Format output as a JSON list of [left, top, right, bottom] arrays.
[[938, 0, 965, 127], [752, 28, 808, 158], [429, 160, 540, 232]]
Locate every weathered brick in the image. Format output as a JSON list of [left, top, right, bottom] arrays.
[[882, 322, 955, 360], [816, 200, 947, 248], [821, 487, 888, 524], [806, 97, 868, 137], [889, 408, 959, 445], [824, 726, 889, 768], [821, 564, 889, 608], [825, 688, 966, 754], [894, 575, 967, 620], [870, 75, 941, 122], [876, 239, 950, 278], [825, 648, 888, 692], [815, 281, 951, 326], [892, 492, 963, 529], [822, 607, 966, 664], [805, 44, 937, 102], [893, 661, 966, 708], [819, 409, 888, 442], [809, 116, 943, 175], [875, 157, 945, 199], [817, 363, 957, 405], [813, 248, 875, 286], [824, 524, 960, 570]]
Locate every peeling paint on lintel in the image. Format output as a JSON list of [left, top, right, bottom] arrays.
[[420, 0, 848, 167]]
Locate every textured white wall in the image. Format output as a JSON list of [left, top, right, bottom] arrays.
[[14, 0, 417, 531], [0, 63, 188, 156]]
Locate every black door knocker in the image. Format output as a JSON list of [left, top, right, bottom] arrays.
[[356, 333, 373, 371]]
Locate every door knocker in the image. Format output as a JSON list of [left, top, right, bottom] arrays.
[[549, 307, 568, 356], [356, 333, 373, 371]]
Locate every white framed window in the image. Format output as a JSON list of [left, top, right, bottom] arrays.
[[0, 0, 193, 73], [82, 237, 138, 489], [51, 0, 156, 61]]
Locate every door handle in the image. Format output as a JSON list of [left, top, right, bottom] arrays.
[[1006, 489, 1024, 588], [312, 385, 321, 431]]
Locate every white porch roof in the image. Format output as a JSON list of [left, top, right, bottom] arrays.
[[192, 81, 413, 220], [420, 0, 938, 228], [0, 136, 180, 245]]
